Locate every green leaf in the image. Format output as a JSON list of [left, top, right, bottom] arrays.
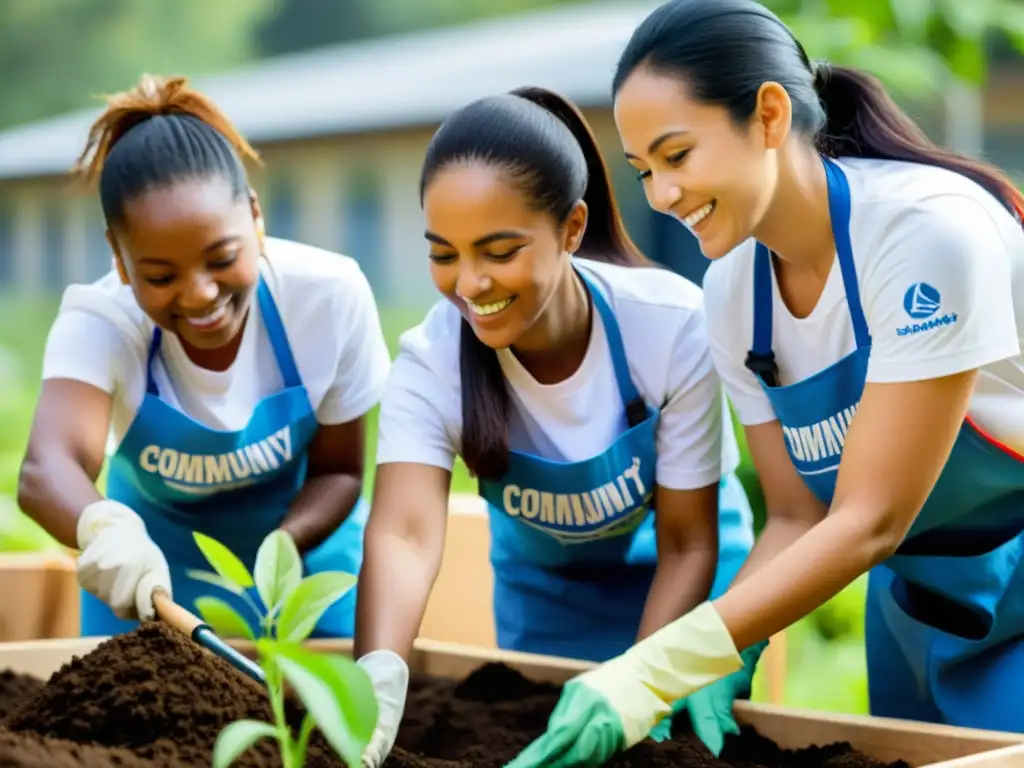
[[254, 529, 303, 614], [194, 596, 256, 641], [212, 719, 278, 768], [272, 645, 379, 768], [186, 569, 246, 596], [193, 531, 255, 589], [277, 571, 357, 643]]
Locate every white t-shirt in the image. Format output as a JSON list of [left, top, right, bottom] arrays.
[[42, 237, 391, 452], [704, 156, 1024, 450], [376, 259, 741, 491]]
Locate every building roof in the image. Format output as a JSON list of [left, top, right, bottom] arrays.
[[0, 1, 658, 181]]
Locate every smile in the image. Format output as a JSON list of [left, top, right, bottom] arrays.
[[681, 200, 716, 228], [464, 296, 516, 317], [182, 303, 228, 329]]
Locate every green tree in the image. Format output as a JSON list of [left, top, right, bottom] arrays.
[[0, 0, 278, 130]]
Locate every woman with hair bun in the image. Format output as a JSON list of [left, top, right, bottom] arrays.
[[17, 74, 391, 640]]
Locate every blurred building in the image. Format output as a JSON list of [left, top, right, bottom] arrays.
[[0, 1, 1020, 307]]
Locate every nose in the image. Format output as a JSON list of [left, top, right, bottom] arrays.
[[649, 176, 683, 215], [455, 259, 492, 301], [178, 271, 220, 310]]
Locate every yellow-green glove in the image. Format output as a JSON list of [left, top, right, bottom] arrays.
[[504, 602, 743, 768], [648, 640, 768, 755]]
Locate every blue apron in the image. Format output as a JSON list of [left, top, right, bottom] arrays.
[[80, 277, 368, 639], [479, 267, 754, 663], [744, 155, 1024, 731]]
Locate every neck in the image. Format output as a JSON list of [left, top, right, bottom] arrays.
[[752, 143, 836, 279], [511, 262, 591, 384]]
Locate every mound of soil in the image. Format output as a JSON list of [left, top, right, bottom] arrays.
[[0, 625, 910, 768]]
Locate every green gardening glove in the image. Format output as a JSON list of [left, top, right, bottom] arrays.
[[504, 678, 625, 768], [648, 640, 768, 755]]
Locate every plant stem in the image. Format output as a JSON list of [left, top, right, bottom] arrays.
[[294, 714, 316, 766], [266, 659, 295, 768]]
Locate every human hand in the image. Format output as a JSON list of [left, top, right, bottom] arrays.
[[505, 602, 744, 768], [358, 650, 409, 767], [75, 499, 171, 621]]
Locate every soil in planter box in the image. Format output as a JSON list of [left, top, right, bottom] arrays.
[[1, 622, 337, 768], [382, 662, 912, 768], [0, 627, 912, 768], [0, 669, 44, 719]]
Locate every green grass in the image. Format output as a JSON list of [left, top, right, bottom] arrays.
[[0, 294, 869, 714]]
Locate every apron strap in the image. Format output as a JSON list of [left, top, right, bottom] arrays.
[[143, 276, 304, 397], [745, 156, 872, 388], [576, 267, 649, 427]]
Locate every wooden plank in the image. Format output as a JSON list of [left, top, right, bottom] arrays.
[[1, 634, 1022, 767], [927, 744, 1024, 768]]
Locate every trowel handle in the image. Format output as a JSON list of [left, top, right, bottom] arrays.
[[152, 588, 204, 634]]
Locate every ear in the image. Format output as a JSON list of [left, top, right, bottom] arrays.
[[249, 189, 266, 245], [106, 229, 129, 285], [752, 82, 793, 150], [563, 200, 589, 254]]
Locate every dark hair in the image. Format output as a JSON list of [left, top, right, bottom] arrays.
[[613, 0, 1024, 221], [73, 74, 262, 228], [419, 86, 648, 481]]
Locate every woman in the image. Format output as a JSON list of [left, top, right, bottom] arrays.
[[17, 74, 391, 639], [507, 1, 1024, 765], [353, 86, 760, 767]]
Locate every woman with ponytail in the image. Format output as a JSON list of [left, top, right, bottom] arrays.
[[354, 86, 758, 766], [18, 74, 390, 641], [508, 1, 1024, 764]]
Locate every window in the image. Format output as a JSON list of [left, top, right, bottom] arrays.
[[342, 166, 385, 294], [41, 199, 65, 291], [266, 175, 298, 242], [0, 199, 13, 285]]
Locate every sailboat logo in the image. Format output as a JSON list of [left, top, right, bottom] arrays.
[[903, 283, 941, 319]]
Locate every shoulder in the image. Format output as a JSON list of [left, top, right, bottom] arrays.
[[261, 237, 373, 306], [840, 158, 1022, 271], [575, 258, 707, 334], [52, 270, 153, 347], [393, 298, 463, 379]]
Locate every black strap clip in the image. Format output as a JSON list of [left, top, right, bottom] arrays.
[[744, 350, 780, 388], [625, 397, 649, 427]]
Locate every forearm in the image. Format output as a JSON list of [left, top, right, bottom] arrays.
[[17, 453, 103, 549], [354, 528, 444, 661], [636, 547, 716, 641], [730, 515, 816, 586], [279, 472, 362, 553], [713, 508, 896, 651]]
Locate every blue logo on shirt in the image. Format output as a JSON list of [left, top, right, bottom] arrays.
[[897, 283, 958, 337]]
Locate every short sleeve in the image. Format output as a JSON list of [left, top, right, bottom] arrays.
[[41, 305, 128, 395], [655, 307, 731, 490], [703, 261, 779, 427], [375, 346, 458, 472], [315, 268, 392, 425], [864, 195, 1020, 383]]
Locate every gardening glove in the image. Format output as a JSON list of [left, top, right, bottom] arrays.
[[358, 649, 409, 768], [504, 601, 743, 768], [75, 499, 172, 621], [649, 640, 768, 755]]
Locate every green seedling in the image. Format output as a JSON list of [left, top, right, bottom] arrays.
[[187, 529, 378, 768]]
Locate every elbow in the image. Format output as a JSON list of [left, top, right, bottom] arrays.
[[856, 509, 912, 568], [17, 453, 49, 521]]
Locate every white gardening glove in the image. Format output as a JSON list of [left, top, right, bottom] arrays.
[[357, 650, 409, 768], [75, 499, 172, 621]]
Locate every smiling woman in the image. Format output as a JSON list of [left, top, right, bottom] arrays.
[[352, 86, 762, 767], [15, 74, 391, 642]]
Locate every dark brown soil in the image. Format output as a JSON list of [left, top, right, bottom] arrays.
[[0, 624, 911, 768]]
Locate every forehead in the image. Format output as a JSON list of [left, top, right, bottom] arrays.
[[117, 177, 247, 250], [614, 69, 714, 150], [423, 162, 547, 234]]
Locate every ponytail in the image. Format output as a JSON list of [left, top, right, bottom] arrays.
[[73, 74, 262, 227], [510, 86, 650, 266], [813, 63, 1023, 221]]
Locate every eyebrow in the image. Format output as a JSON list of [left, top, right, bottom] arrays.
[[138, 236, 242, 266], [624, 130, 691, 160], [424, 230, 529, 247]]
